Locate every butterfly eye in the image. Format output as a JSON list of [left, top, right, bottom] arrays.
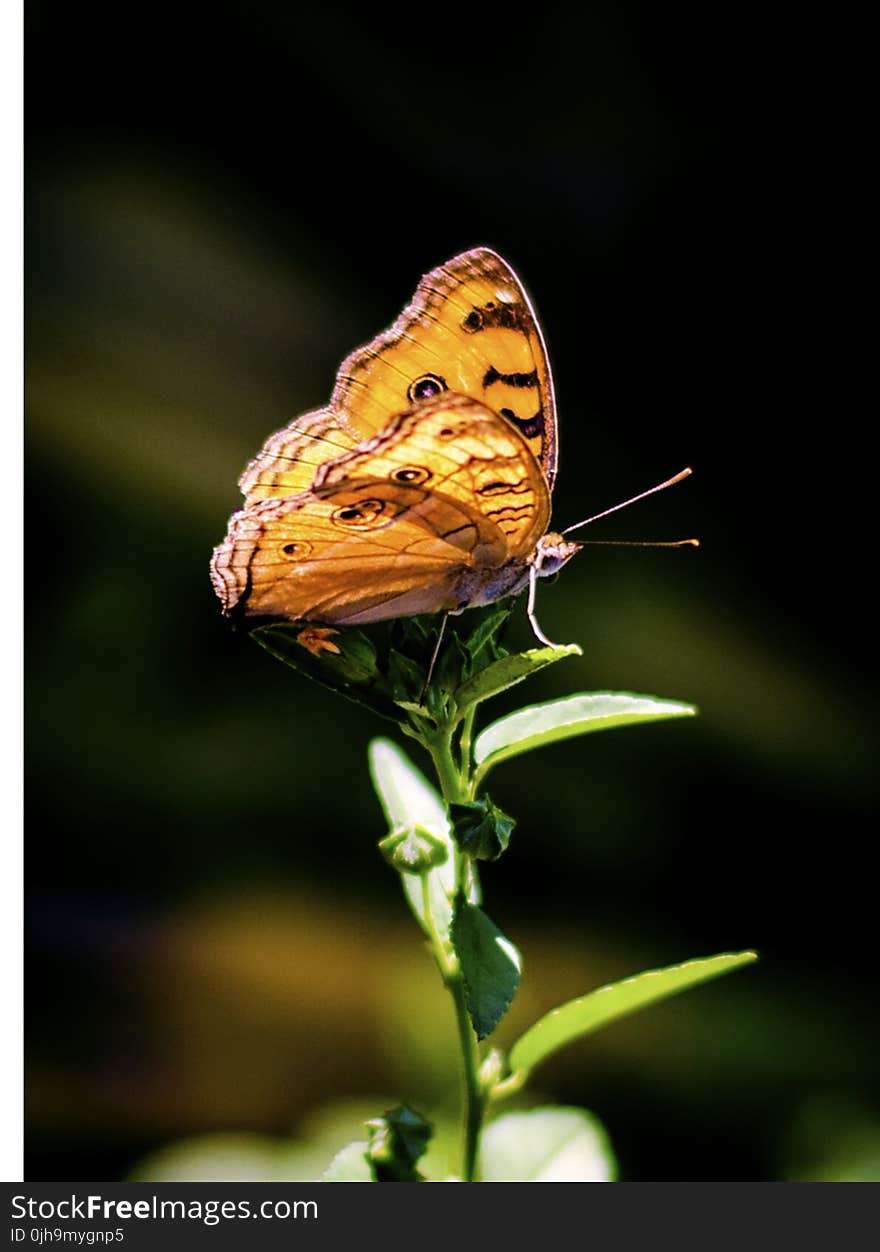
[[280, 541, 312, 559], [462, 309, 484, 333], [408, 373, 447, 403], [332, 498, 387, 528], [392, 465, 432, 485]]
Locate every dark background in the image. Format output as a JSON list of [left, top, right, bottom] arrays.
[[26, 2, 876, 1181]]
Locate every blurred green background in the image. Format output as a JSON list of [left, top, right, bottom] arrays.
[[26, 2, 877, 1180]]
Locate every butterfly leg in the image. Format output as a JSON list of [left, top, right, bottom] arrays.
[[421, 612, 450, 702], [526, 564, 560, 649]]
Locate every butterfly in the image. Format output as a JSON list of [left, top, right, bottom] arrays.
[[210, 247, 586, 649]]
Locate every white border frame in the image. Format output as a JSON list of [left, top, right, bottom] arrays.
[[2, 0, 24, 1184]]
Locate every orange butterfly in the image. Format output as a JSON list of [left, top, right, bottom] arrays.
[[210, 248, 691, 647], [211, 248, 581, 645]]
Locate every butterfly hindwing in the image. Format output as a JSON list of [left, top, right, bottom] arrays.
[[316, 394, 549, 560], [238, 407, 359, 506], [212, 476, 507, 625]]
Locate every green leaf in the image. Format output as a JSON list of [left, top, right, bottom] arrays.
[[321, 1140, 375, 1182], [434, 632, 470, 695], [388, 613, 434, 659], [368, 739, 456, 940], [461, 602, 514, 665], [252, 625, 401, 722], [366, 1105, 433, 1182], [450, 798, 516, 862], [481, 1107, 617, 1182], [451, 900, 522, 1040], [474, 691, 697, 780], [386, 648, 427, 705], [508, 950, 758, 1077], [454, 644, 582, 715]]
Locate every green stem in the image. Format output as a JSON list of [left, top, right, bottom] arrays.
[[427, 729, 465, 809], [487, 1068, 528, 1102], [424, 728, 485, 1181], [449, 967, 485, 1181], [420, 875, 454, 979], [457, 704, 478, 797]]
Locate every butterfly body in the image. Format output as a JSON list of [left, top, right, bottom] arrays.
[[211, 249, 578, 638], [445, 531, 581, 614]]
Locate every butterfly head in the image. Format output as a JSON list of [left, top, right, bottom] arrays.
[[533, 532, 583, 580]]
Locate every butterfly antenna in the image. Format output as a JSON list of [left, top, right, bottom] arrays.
[[578, 538, 700, 548], [562, 467, 693, 536]]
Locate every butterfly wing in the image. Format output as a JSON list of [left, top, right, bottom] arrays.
[[211, 479, 503, 625], [238, 407, 358, 505], [317, 394, 549, 558], [333, 247, 558, 489], [210, 397, 550, 625], [232, 248, 557, 511]]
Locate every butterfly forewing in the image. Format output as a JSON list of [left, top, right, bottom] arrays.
[[332, 248, 558, 490]]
